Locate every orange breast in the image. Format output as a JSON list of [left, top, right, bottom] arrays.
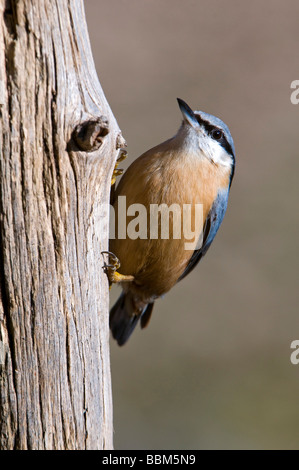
[[109, 147, 231, 301]]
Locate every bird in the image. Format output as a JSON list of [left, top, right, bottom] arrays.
[[106, 98, 235, 346]]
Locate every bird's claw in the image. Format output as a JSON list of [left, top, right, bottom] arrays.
[[102, 251, 134, 287], [111, 148, 127, 186]]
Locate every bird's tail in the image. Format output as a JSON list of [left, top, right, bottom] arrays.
[[109, 292, 154, 346]]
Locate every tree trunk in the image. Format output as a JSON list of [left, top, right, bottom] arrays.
[[0, 0, 120, 449]]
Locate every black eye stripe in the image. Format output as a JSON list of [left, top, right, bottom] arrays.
[[195, 115, 234, 159]]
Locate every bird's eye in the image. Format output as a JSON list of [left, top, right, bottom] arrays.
[[211, 129, 223, 140]]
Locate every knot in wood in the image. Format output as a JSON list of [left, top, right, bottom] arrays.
[[73, 116, 109, 152]]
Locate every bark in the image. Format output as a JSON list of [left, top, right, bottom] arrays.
[[0, 0, 121, 449]]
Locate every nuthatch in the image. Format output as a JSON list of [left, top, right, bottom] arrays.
[[106, 98, 235, 346]]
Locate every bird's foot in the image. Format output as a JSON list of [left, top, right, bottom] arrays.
[[111, 148, 127, 186], [102, 251, 134, 287]]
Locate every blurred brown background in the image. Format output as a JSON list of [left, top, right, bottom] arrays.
[[85, 0, 299, 449]]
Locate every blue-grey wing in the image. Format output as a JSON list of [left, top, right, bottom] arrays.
[[178, 188, 230, 282]]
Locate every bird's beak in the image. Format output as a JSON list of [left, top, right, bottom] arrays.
[[177, 98, 200, 129]]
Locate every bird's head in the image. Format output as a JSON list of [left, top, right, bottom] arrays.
[[177, 98, 235, 176]]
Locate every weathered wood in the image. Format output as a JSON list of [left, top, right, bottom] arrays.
[[0, 0, 120, 449]]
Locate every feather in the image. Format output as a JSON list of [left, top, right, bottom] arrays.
[[178, 187, 229, 281]]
